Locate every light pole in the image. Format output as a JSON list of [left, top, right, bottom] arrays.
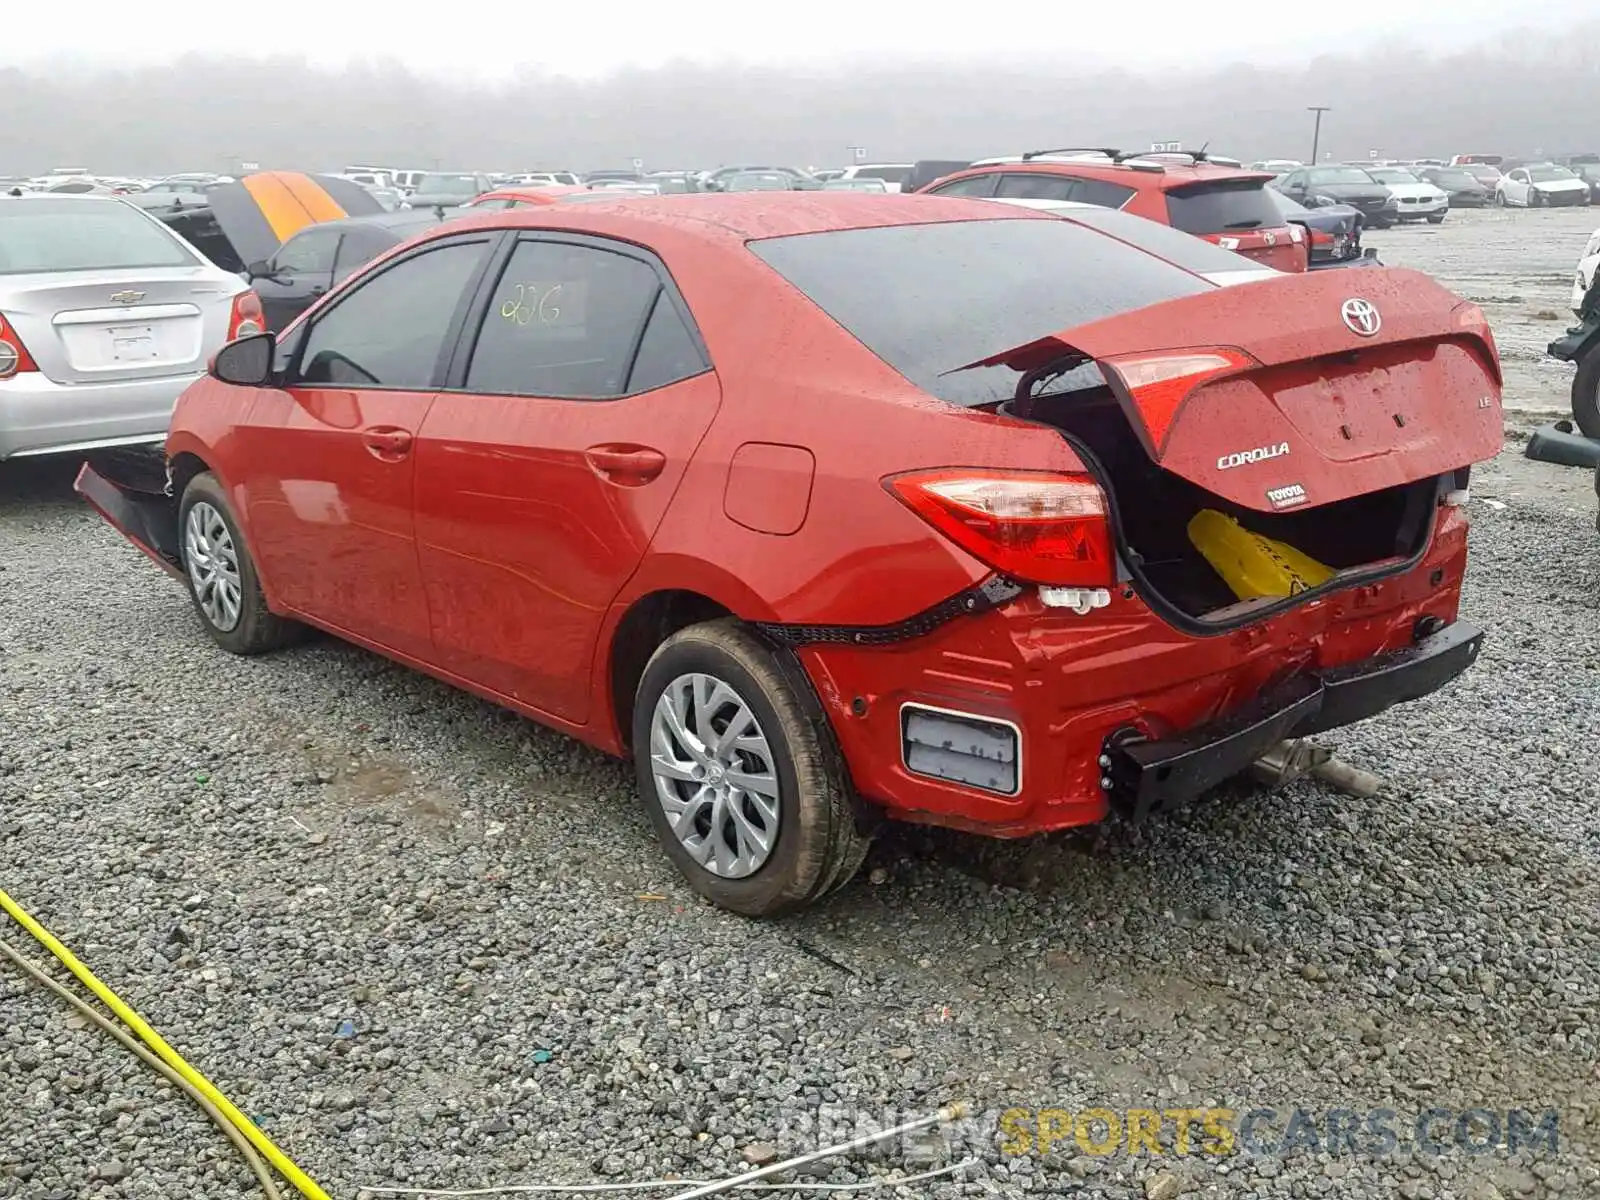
[[1307, 106, 1331, 165]]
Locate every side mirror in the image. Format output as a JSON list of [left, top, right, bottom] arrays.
[[246, 259, 277, 280], [210, 332, 275, 387]]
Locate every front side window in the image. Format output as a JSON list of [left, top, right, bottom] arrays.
[[463, 239, 663, 398], [297, 240, 487, 388], [274, 228, 341, 273]]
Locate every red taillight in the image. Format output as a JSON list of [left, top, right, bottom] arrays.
[[886, 468, 1114, 587], [0, 313, 38, 379], [1309, 228, 1334, 246], [1099, 347, 1258, 451], [227, 289, 266, 340]]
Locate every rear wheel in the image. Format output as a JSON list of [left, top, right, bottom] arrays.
[[178, 472, 301, 655], [632, 619, 870, 917], [1572, 347, 1600, 441]]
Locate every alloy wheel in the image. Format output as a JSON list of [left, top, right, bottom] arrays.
[[649, 672, 781, 878], [183, 501, 243, 632]]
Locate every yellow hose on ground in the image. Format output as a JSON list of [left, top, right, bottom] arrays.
[[0, 886, 329, 1200]]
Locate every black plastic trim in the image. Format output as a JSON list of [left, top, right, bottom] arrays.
[[1105, 620, 1484, 819], [756, 575, 1024, 647]]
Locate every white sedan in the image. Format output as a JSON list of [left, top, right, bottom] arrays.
[[1364, 167, 1450, 223], [1497, 164, 1592, 208], [1573, 226, 1600, 315]]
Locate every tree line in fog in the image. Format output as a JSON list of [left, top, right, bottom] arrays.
[[5, 22, 1599, 175]]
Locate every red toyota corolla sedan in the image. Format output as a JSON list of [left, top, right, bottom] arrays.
[[77, 194, 1502, 916]]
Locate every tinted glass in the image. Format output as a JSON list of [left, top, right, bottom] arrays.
[[1530, 166, 1576, 182], [275, 228, 340, 273], [927, 174, 999, 197], [627, 295, 706, 392], [1055, 206, 1262, 275], [1367, 169, 1420, 185], [1307, 168, 1377, 185], [464, 240, 661, 398], [995, 174, 1079, 201], [749, 218, 1212, 407], [1073, 178, 1137, 208], [416, 174, 482, 195], [0, 199, 195, 274], [1165, 180, 1285, 234], [333, 228, 396, 279], [1427, 169, 1479, 187], [1264, 188, 1309, 216], [298, 241, 486, 388], [854, 166, 913, 184]]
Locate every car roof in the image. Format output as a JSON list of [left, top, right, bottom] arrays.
[[943, 156, 1273, 192], [426, 191, 1042, 246]]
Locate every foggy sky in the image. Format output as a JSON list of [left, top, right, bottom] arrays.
[[3, 19, 1598, 176]]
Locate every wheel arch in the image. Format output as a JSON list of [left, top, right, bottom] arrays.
[[603, 589, 736, 754]]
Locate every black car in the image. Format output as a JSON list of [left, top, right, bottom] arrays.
[[1419, 166, 1493, 208], [245, 210, 446, 331], [1566, 160, 1600, 204], [1276, 165, 1400, 228], [1264, 188, 1373, 268]]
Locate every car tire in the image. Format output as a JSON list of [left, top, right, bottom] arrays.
[[178, 472, 301, 655], [1495, 191, 1506, 207], [632, 618, 871, 917], [1426, 213, 1446, 224], [1572, 348, 1600, 441]]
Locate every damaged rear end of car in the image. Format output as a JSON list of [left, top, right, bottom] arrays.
[[751, 215, 1501, 835]]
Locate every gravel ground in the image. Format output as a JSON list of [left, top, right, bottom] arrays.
[[3, 217, 1600, 1200]]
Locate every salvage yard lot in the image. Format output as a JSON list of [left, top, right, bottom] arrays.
[[3, 208, 1599, 1200]]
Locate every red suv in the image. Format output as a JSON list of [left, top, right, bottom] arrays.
[[79, 195, 1498, 916], [917, 149, 1309, 273]]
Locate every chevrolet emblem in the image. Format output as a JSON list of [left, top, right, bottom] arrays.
[[109, 290, 146, 305]]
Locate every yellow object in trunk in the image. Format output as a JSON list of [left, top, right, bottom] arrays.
[[1187, 508, 1336, 601]]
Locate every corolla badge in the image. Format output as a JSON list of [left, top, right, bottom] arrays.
[[1341, 297, 1381, 337], [109, 290, 146, 304], [1217, 441, 1290, 470]]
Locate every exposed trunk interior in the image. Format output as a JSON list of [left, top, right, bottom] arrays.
[[1009, 386, 1441, 624]]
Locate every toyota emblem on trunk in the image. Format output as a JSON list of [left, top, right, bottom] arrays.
[[1341, 298, 1381, 336]]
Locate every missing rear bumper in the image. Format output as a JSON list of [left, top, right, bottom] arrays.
[[1104, 620, 1483, 820], [74, 462, 184, 579]]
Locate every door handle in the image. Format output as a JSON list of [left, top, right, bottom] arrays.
[[362, 427, 413, 458], [585, 444, 666, 485]]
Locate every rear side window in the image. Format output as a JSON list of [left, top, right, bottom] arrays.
[[626, 294, 707, 392], [927, 174, 999, 198], [995, 174, 1079, 201], [749, 218, 1212, 408], [298, 240, 487, 388], [1165, 180, 1285, 235], [0, 199, 195, 275], [464, 239, 662, 398], [1072, 178, 1137, 208]]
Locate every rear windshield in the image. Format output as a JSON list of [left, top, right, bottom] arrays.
[[854, 166, 913, 184], [0, 199, 196, 275], [1164, 180, 1285, 234], [416, 174, 481, 195], [748, 217, 1211, 407], [1051, 206, 1263, 275]]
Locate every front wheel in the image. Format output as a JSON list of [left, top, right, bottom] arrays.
[[1426, 213, 1446, 224], [633, 619, 871, 917], [1495, 191, 1507, 207], [1573, 348, 1600, 440], [178, 472, 301, 655]]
